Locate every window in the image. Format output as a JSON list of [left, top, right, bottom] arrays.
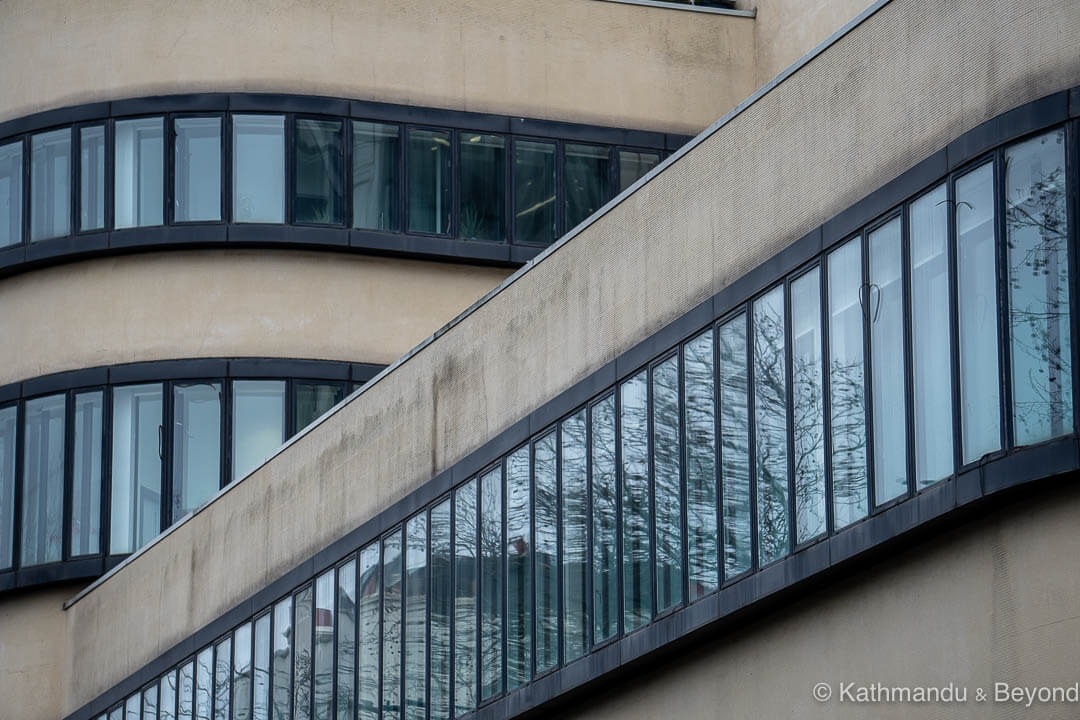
[[232, 623, 252, 720], [272, 598, 293, 720], [0, 141, 22, 247], [110, 384, 163, 555], [335, 560, 356, 720], [71, 391, 103, 557], [428, 504, 450, 720], [172, 383, 222, 520], [618, 150, 660, 192], [452, 480, 477, 715], [565, 143, 611, 230], [505, 447, 532, 687], [590, 394, 618, 641], [232, 381, 286, 482], [22, 394, 65, 566], [114, 117, 164, 228], [31, 128, 72, 241], [0, 406, 16, 569], [352, 121, 400, 231], [80, 126, 106, 231], [514, 140, 557, 246], [407, 128, 451, 235], [294, 382, 345, 432], [143, 684, 157, 720], [174, 118, 222, 222], [620, 371, 650, 631], [295, 586, 314, 720], [791, 268, 825, 543], [179, 660, 194, 720], [652, 356, 683, 611], [561, 412, 588, 660], [357, 542, 380, 720], [313, 571, 334, 720], [195, 646, 212, 720], [479, 467, 503, 699], [404, 515, 428, 719], [233, 115, 285, 224], [253, 614, 270, 720], [533, 432, 558, 669], [295, 119, 344, 225], [214, 637, 231, 720], [160, 671, 177, 720], [719, 314, 751, 576], [459, 133, 506, 241], [753, 286, 789, 564], [684, 331, 718, 598]]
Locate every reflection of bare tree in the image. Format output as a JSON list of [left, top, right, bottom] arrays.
[[590, 396, 618, 641], [620, 374, 650, 631], [753, 293, 789, 564], [719, 318, 751, 576], [792, 293, 826, 543], [453, 483, 476, 715], [653, 358, 683, 610], [533, 434, 559, 670], [560, 414, 589, 661], [684, 334, 718, 598], [505, 450, 531, 689], [479, 469, 503, 700]]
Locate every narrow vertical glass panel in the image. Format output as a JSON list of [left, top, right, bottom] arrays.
[[590, 394, 618, 641], [792, 269, 825, 543], [1006, 129, 1073, 445], [196, 646, 213, 720], [719, 315, 751, 577], [174, 117, 222, 222], [80, 126, 106, 231], [126, 695, 140, 720], [428, 503, 451, 720], [910, 184, 953, 487], [357, 542, 380, 720], [293, 586, 313, 720], [684, 332, 717, 599], [513, 140, 557, 245], [453, 480, 477, 714], [406, 128, 451, 235], [459, 133, 506, 241], [0, 406, 13, 569], [505, 447, 531, 689], [30, 128, 72, 241], [253, 614, 271, 720], [232, 381, 286, 482], [294, 382, 345, 432], [828, 239, 869, 527], [565, 143, 610, 230], [234, 622, 253, 720], [111, 707, 123, 720], [295, 119, 344, 225], [382, 531, 403, 720], [161, 671, 177, 720], [561, 412, 588, 660], [233, 115, 285, 224], [71, 391, 103, 557], [405, 514, 428, 718], [335, 560, 356, 720], [620, 371, 651, 631], [754, 287, 790, 564], [110, 383, 163, 554], [272, 597, 293, 720], [172, 382, 222, 520], [618, 150, 660, 193], [533, 432, 558, 671], [0, 141, 22, 247], [143, 685, 158, 720], [179, 661, 194, 720], [21, 393, 65, 566], [313, 571, 334, 720], [214, 637, 231, 720], [352, 121, 399, 231], [653, 357, 683, 612], [114, 117, 163, 228], [479, 467, 503, 698]]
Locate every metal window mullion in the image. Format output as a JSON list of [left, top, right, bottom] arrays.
[[1068, 120, 1080, 438], [946, 173, 964, 478], [165, 114, 176, 226], [584, 403, 595, 648], [613, 384, 624, 640], [860, 231, 876, 512], [21, 135, 29, 246], [745, 306, 759, 572], [712, 321, 726, 585], [447, 489, 455, 716], [819, 260, 837, 537], [995, 149, 1013, 453], [900, 203, 917, 498], [646, 365, 657, 620], [677, 344, 690, 604], [62, 390, 75, 561]]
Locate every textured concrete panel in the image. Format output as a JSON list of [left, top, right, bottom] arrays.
[[752, 0, 873, 87]]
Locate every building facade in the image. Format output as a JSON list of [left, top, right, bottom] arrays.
[[2, 0, 1079, 719]]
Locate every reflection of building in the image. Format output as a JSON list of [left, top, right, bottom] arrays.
[[2, 1, 1080, 720]]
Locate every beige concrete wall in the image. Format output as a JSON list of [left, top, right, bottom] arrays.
[[0, 250, 509, 387], [60, 0, 1080, 713], [0, 0, 755, 136], [751, 0, 873, 87]]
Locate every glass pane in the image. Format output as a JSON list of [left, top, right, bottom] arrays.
[[685, 332, 717, 599], [561, 412, 588, 659], [1006, 129, 1072, 445], [791, 269, 825, 543], [428, 503, 451, 720], [479, 467, 503, 699], [565, 143, 610, 229], [352, 121, 399, 231], [956, 163, 1001, 463], [126, 695, 140, 720], [382, 530, 402, 720], [453, 480, 477, 715], [179, 660, 194, 720], [357, 543, 380, 720], [294, 586, 313, 720], [405, 515, 428, 719], [0, 141, 22, 247], [314, 572, 334, 720], [31, 128, 71, 241], [753, 286, 789, 564], [172, 383, 222, 520], [80, 126, 106, 231], [161, 671, 177, 720], [71, 391, 103, 556], [111, 707, 123, 720], [115, 117, 164, 228], [22, 393, 66, 566], [196, 646, 212, 720], [910, 184, 953, 486], [591, 394, 618, 641], [234, 622, 253, 720], [406, 128, 451, 235], [0, 406, 13, 569], [505, 447, 531, 689], [143, 684, 158, 720], [272, 597, 293, 720], [620, 371, 651, 631], [253, 614, 270, 720], [110, 384, 163, 553], [459, 133, 505, 241], [336, 560, 356, 720], [653, 357, 683, 611], [294, 382, 345, 432], [233, 115, 285, 224], [533, 432, 558, 670], [719, 315, 751, 577], [175, 117, 221, 222], [618, 150, 660, 193], [214, 638, 231, 720], [232, 381, 286, 482], [295, 119, 344, 225], [513, 140, 556, 245], [828, 238, 869, 527]]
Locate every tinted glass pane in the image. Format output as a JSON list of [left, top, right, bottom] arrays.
[[1006, 129, 1072, 445], [314, 572, 334, 720], [562, 412, 589, 660], [272, 597, 292, 720], [565, 143, 610, 229], [174, 117, 221, 222], [179, 661, 194, 720], [684, 332, 717, 599], [294, 382, 345, 432], [618, 150, 660, 193], [0, 407, 13, 569], [31, 128, 71, 241], [172, 383, 222, 519], [653, 357, 683, 611], [591, 394, 618, 641], [295, 119, 344, 225], [80, 126, 106, 231], [458, 133, 505, 242], [357, 543, 380, 720], [514, 140, 556, 245], [533, 432, 558, 670], [294, 586, 313, 720], [407, 128, 451, 235], [71, 391, 103, 556], [115, 117, 163, 228], [234, 623, 253, 720], [453, 480, 477, 715], [828, 238, 868, 527], [0, 141, 21, 247], [719, 315, 751, 577], [352, 121, 399, 231], [233, 115, 285, 223], [753, 286, 789, 563], [505, 447, 531, 689], [910, 184, 953, 486], [196, 647, 212, 720], [791, 269, 825, 543], [428, 503, 451, 720], [22, 394, 65, 566], [161, 671, 177, 720], [621, 371, 651, 631], [405, 515, 427, 719], [254, 614, 270, 720], [233, 381, 285, 482], [336, 560, 356, 720], [479, 467, 503, 698], [214, 638, 231, 720], [143, 685, 158, 720]]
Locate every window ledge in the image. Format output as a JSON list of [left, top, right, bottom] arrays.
[[591, 0, 756, 18]]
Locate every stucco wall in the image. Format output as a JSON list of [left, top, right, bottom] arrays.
[[751, 0, 873, 87]]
